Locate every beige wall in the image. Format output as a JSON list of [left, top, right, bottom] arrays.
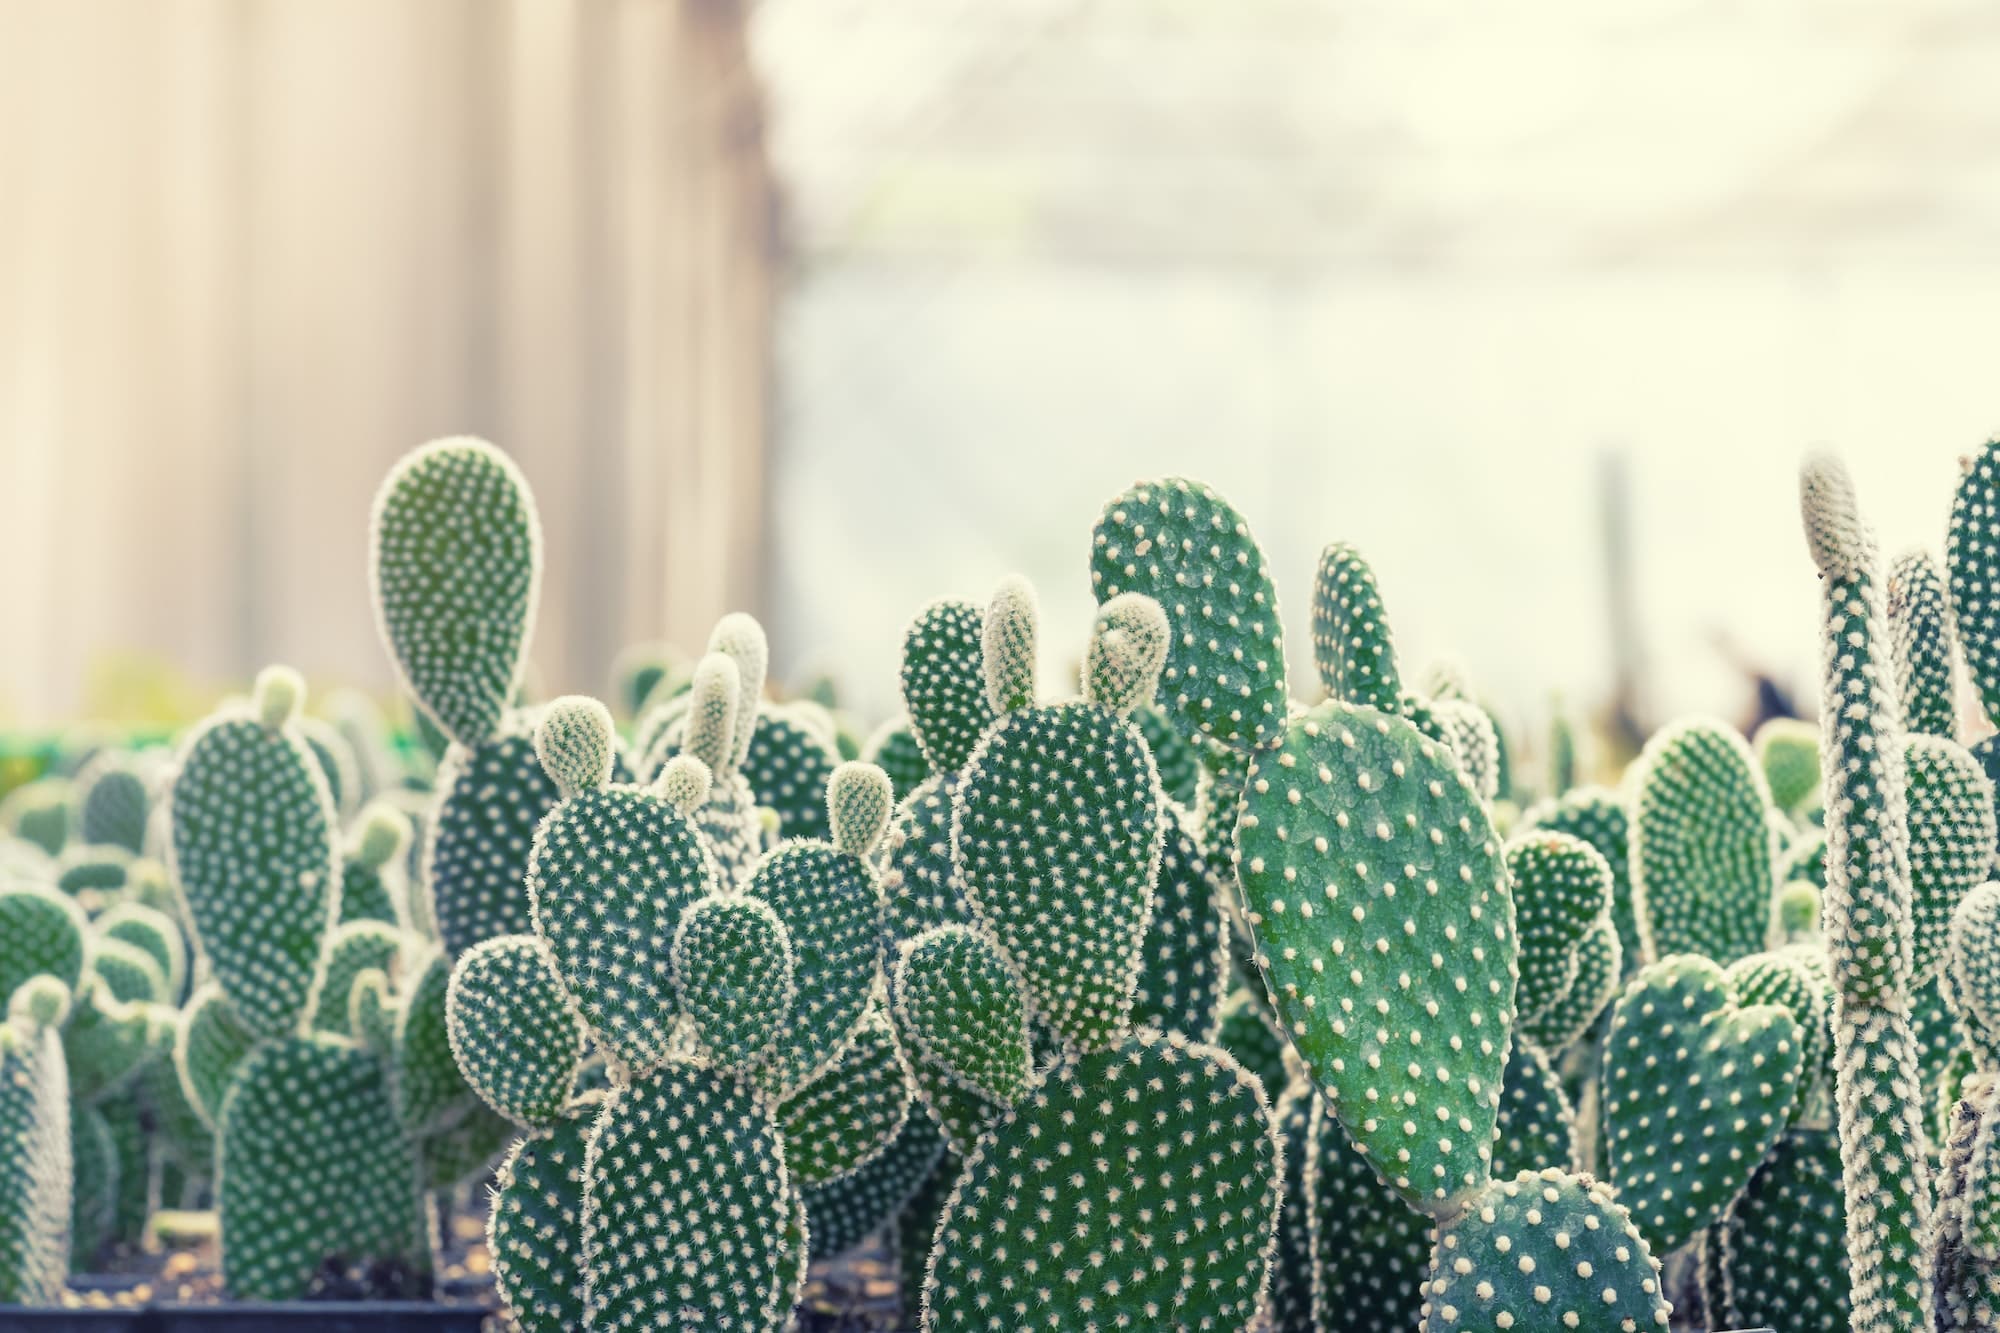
[[0, 0, 774, 725]]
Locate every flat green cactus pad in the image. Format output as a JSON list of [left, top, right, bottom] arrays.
[[893, 925, 1033, 1110], [901, 599, 995, 775], [1493, 1041, 1576, 1179], [803, 1107, 947, 1262], [310, 920, 402, 1036], [1091, 477, 1288, 752], [1420, 1168, 1671, 1332], [582, 1060, 802, 1331], [169, 705, 340, 1038], [0, 884, 89, 1009], [779, 1010, 912, 1186], [1890, 549, 1959, 739], [1507, 830, 1612, 1026], [673, 894, 795, 1076], [883, 776, 976, 946], [217, 1035, 429, 1300], [527, 782, 717, 1071], [1310, 1089, 1431, 1333], [1906, 733, 1996, 984], [862, 718, 930, 803], [393, 948, 477, 1134], [923, 1029, 1281, 1333], [0, 1012, 70, 1304], [741, 708, 840, 842], [1129, 803, 1232, 1042], [1522, 786, 1640, 976], [97, 903, 185, 1002], [490, 1091, 599, 1333], [954, 702, 1162, 1051], [745, 840, 884, 1094], [1629, 718, 1776, 966], [1600, 955, 1805, 1255], [1311, 541, 1403, 713], [371, 438, 539, 749], [449, 934, 589, 1126], [175, 983, 256, 1130], [1264, 1083, 1315, 1330], [1236, 699, 1514, 1214], [423, 722, 563, 958], [1714, 1126, 1849, 1333], [1518, 916, 1620, 1054]]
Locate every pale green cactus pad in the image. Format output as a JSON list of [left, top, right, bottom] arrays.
[[217, 1035, 429, 1299], [446, 933, 584, 1128], [892, 924, 1032, 1110], [489, 1091, 599, 1333], [91, 935, 168, 1005], [582, 1059, 802, 1331], [175, 983, 256, 1131], [392, 948, 477, 1134], [1710, 1126, 1849, 1333], [97, 902, 185, 1002], [1493, 1041, 1576, 1179], [169, 672, 341, 1037], [1506, 829, 1612, 1027], [371, 437, 540, 749], [1600, 954, 1805, 1254], [75, 752, 150, 855], [1889, 549, 1959, 738], [1236, 698, 1514, 1214], [922, 1029, 1281, 1333], [1090, 476, 1288, 752], [1630, 717, 1776, 965], [0, 884, 89, 1008], [0, 993, 71, 1305], [1420, 1168, 1671, 1332], [1906, 733, 1996, 983], [954, 702, 1162, 1052], [527, 779, 718, 1072], [1311, 541, 1404, 713], [1754, 717, 1823, 817], [778, 1010, 912, 1186]]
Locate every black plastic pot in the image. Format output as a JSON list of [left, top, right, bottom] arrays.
[[0, 1305, 488, 1333], [144, 1303, 489, 1332]]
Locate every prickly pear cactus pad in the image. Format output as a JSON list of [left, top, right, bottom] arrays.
[[1724, 948, 1831, 1095], [672, 894, 795, 1074], [1950, 439, 2000, 728], [217, 1034, 429, 1300], [582, 1059, 801, 1331], [1309, 1091, 1432, 1333], [1629, 717, 1776, 965], [310, 920, 403, 1035], [1265, 1083, 1315, 1330], [97, 902, 186, 1001], [1235, 699, 1514, 1213], [393, 947, 477, 1133], [1906, 733, 1996, 983], [901, 598, 995, 775], [75, 753, 150, 854], [490, 1092, 599, 1333], [954, 702, 1162, 1052], [741, 708, 840, 841], [862, 718, 930, 802], [803, 1106, 947, 1261], [1518, 915, 1621, 1054], [0, 984, 72, 1305], [91, 935, 168, 1005], [1523, 785, 1640, 974], [1311, 540, 1403, 712], [1949, 883, 2000, 1067], [370, 437, 540, 749], [1129, 804, 1231, 1042], [175, 983, 256, 1130], [1493, 1041, 1576, 1178], [525, 775, 718, 1072], [779, 1010, 913, 1186], [892, 925, 1033, 1109], [1506, 830, 1612, 1027], [445, 934, 583, 1129], [1420, 1168, 1671, 1332], [883, 776, 975, 945], [1714, 1127, 1850, 1333], [169, 667, 341, 1037], [744, 835, 886, 1094], [922, 1029, 1281, 1333], [1600, 954, 1805, 1255], [1090, 477, 1288, 751], [1890, 549, 1960, 739], [423, 716, 566, 957], [0, 883, 89, 1007]]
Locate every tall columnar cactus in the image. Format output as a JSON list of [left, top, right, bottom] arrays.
[[1891, 549, 1961, 740], [1630, 716, 1778, 966], [0, 978, 73, 1305], [1800, 451, 1934, 1331]]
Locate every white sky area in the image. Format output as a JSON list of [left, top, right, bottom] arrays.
[[751, 0, 2000, 736]]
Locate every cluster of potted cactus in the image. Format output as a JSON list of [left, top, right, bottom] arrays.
[[5, 432, 2000, 1331]]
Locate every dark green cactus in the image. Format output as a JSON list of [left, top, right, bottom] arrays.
[[778, 1009, 913, 1186], [1236, 698, 1514, 1213], [1307, 1088, 1431, 1332], [673, 893, 796, 1074], [740, 706, 841, 841], [1493, 1041, 1576, 1178], [337, 802, 410, 927], [921, 1029, 1281, 1333], [0, 979, 72, 1304], [1709, 1126, 1850, 1333], [168, 666, 340, 1037], [802, 1108, 948, 1262], [1506, 829, 1613, 1033], [1520, 785, 1641, 976], [1906, 733, 1996, 984], [1128, 802, 1231, 1042], [371, 436, 540, 750], [1629, 716, 1776, 966], [444, 932, 584, 1128], [0, 884, 90, 1009], [1311, 541, 1403, 714], [1091, 477, 1288, 752], [310, 920, 402, 1036], [74, 751, 151, 855], [1948, 438, 2000, 730], [892, 924, 1033, 1112], [1890, 548, 1959, 739], [488, 1090, 596, 1333]]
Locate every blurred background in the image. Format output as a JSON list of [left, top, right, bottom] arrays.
[[2, 0, 1994, 760]]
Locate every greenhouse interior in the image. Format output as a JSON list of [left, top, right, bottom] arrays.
[[3, 3, 2000, 1331]]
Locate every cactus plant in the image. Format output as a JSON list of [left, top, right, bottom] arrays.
[[0, 978, 73, 1304]]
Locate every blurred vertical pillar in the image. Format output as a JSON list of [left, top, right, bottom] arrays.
[[0, 0, 776, 724]]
